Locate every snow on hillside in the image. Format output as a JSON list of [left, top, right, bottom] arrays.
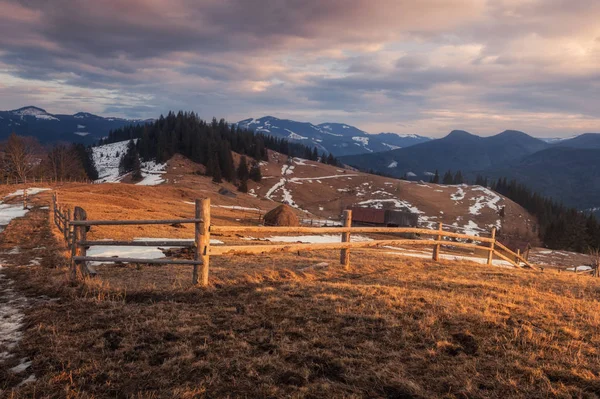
[[92, 140, 166, 185], [12, 106, 59, 121]]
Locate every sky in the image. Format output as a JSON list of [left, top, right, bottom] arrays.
[[0, 0, 599, 138]]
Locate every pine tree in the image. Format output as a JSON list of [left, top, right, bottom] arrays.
[[431, 170, 440, 184], [249, 162, 262, 182], [442, 170, 454, 185], [212, 162, 222, 183], [237, 156, 249, 182], [238, 178, 248, 193], [454, 170, 464, 185]]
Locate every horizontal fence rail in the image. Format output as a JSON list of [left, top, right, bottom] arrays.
[[50, 196, 543, 287]]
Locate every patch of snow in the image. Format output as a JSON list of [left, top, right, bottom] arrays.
[[382, 143, 401, 150], [6, 188, 50, 198], [0, 265, 28, 363], [77, 124, 86, 129], [387, 161, 398, 168], [468, 186, 502, 215], [566, 265, 593, 271], [0, 206, 28, 227], [92, 140, 132, 183], [406, 172, 417, 177], [74, 132, 90, 137], [450, 186, 465, 201], [352, 136, 369, 145], [285, 129, 307, 140], [263, 234, 372, 243]]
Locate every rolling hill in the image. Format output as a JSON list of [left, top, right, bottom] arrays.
[[237, 116, 431, 156], [0, 106, 151, 144], [340, 130, 600, 213], [340, 130, 550, 178]]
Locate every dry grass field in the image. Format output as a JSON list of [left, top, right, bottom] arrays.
[[3, 198, 600, 398]]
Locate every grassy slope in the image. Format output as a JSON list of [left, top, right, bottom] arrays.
[[2, 198, 600, 398]]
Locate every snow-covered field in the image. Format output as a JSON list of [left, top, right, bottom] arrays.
[[92, 140, 166, 185], [87, 237, 224, 264]]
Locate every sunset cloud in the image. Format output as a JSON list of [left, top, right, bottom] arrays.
[[0, 0, 598, 137]]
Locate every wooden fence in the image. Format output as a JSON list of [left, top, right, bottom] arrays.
[[53, 196, 537, 287]]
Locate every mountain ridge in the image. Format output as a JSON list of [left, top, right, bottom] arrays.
[[0, 106, 152, 144], [237, 116, 432, 156]]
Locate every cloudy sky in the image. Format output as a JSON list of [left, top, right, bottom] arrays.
[[0, 0, 598, 137]]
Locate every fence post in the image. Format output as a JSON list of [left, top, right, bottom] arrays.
[[433, 222, 442, 261], [70, 208, 80, 280], [193, 200, 201, 285], [23, 189, 27, 210], [66, 208, 72, 244], [72, 207, 89, 279], [198, 198, 211, 286], [487, 227, 496, 265], [340, 210, 352, 269]]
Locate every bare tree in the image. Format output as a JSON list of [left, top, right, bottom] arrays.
[[0, 133, 40, 183], [46, 144, 85, 181]]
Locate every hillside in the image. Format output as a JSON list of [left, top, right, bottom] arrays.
[[340, 130, 600, 213], [490, 147, 600, 212], [552, 133, 600, 149], [1, 178, 599, 398], [89, 140, 537, 240], [237, 116, 431, 156], [0, 106, 150, 144], [340, 130, 550, 179]]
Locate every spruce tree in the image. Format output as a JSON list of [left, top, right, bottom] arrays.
[[249, 162, 262, 182], [442, 170, 454, 185], [237, 156, 249, 182], [238, 178, 248, 193]]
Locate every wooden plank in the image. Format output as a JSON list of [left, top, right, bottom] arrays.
[[210, 239, 490, 256], [70, 218, 203, 226], [72, 256, 203, 265], [210, 225, 495, 243], [81, 240, 194, 247], [492, 249, 520, 268], [340, 210, 352, 268], [494, 241, 538, 270]]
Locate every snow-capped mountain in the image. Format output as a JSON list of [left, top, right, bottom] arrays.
[[237, 116, 431, 156], [0, 106, 152, 144]]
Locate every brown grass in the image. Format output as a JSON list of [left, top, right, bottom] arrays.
[[3, 203, 600, 398]]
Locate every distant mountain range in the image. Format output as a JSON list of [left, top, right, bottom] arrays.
[[0, 106, 151, 144], [340, 130, 600, 213], [237, 116, 432, 156]]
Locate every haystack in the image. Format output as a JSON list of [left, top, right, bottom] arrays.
[[263, 204, 299, 226]]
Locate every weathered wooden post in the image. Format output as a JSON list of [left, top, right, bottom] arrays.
[[22, 188, 27, 209], [70, 208, 80, 280], [68, 209, 75, 247], [340, 210, 352, 269], [197, 198, 211, 286], [66, 208, 72, 243], [432, 222, 443, 261], [193, 200, 201, 285], [72, 207, 89, 279], [487, 227, 496, 265]]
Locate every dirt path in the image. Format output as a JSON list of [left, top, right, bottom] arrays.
[[0, 201, 58, 394]]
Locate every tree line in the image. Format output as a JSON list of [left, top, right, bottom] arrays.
[[429, 170, 464, 185], [492, 177, 600, 252], [102, 111, 340, 186], [0, 133, 98, 183]]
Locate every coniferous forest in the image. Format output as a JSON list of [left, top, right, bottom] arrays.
[[492, 178, 600, 252], [101, 112, 339, 184]]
